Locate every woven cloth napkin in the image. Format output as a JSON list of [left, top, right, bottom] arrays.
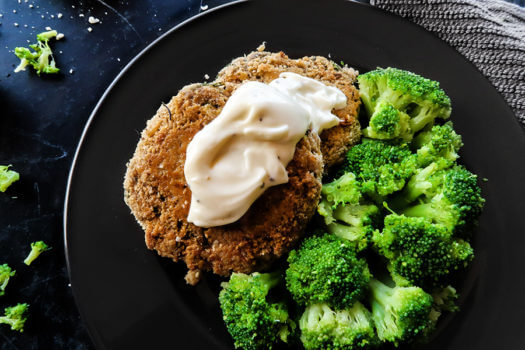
[[370, 0, 525, 126]]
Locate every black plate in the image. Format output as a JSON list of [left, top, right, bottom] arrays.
[[64, 0, 525, 349]]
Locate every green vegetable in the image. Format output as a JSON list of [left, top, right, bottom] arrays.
[[412, 122, 463, 167], [373, 214, 473, 290], [0, 303, 29, 332], [369, 278, 435, 345], [358, 67, 451, 136], [286, 234, 370, 309], [0, 165, 20, 192], [219, 272, 294, 350], [0, 264, 16, 296], [299, 302, 378, 349], [319, 172, 362, 209], [14, 30, 60, 75], [317, 172, 380, 250], [24, 241, 51, 266], [362, 101, 412, 141], [401, 166, 485, 234], [394, 158, 451, 205], [344, 138, 416, 197]]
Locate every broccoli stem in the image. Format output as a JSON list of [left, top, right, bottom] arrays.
[[257, 271, 282, 291], [401, 202, 444, 221], [36, 30, 57, 41], [327, 223, 362, 241], [369, 279, 400, 338], [23, 241, 51, 266], [369, 278, 392, 306], [23, 251, 40, 266], [403, 164, 437, 202], [409, 110, 434, 133]]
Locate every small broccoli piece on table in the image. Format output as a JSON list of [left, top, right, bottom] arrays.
[[369, 278, 435, 345], [0, 264, 16, 296], [286, 234, 370, 310], [318, 172, 380, 250], [219, 272, 294, 350], [0, 303, 29, 332], [24, 241, 51, 266], [0, 165, 20, 192], [344, 139, 416, 197], [373, 214, 473, 291], [14, 30, 60, 75], [401, 166, 485, 234], [362, 101, 413, 141], [413, 122, 463, 167], [358, 67, 451, 134], [299, 301, 378, 350]]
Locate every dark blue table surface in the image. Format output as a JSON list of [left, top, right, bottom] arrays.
[[0, 0, 523, 349]]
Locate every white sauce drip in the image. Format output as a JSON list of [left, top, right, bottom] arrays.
[[184, 72, 347, 227]]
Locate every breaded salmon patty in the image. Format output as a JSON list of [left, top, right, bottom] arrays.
[[124, 50, 361, 284]]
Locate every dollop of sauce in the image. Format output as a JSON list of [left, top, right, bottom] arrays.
[[184, 72, 347, 227]]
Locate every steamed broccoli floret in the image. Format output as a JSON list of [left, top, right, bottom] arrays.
[[373, 215, 473, 290], [318, 173, 380, 250], [0, 303, 29, 332], [369, 278, 435, 345], [358, 67, 451, 134], [322, 204, 380, 251], [344, 139, 416, 197], [401, 166, 485, 234], [0, 264, 16, 297], [362, 101, 412, 141], [0, 165, 20, 192], [219, 272, 294, 350], [413, 122, 463, 167], [23, 241, 51, 266], [14, 30, 60, 75], [319, 172, 362, 209], [286, 234, 370, 310], [393, 158, 451, 206], [299, 302, 378, 349]]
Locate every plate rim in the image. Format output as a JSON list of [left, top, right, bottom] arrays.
[[62, 0, 248, 347], [62, 0, 524, 348]]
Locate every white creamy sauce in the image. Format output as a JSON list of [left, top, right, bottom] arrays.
[[184, 72, 347, 227]]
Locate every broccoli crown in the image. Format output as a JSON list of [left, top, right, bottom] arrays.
[[299, 302, 378, 350], [345, 139, 416, 197], [373, 215, 473, 290], [318, 173, 380, 250], [14, 30, 60, 75], [24, 241, 52, 266], [358, 67, 451, 133], [402, 166, 485, 233], [0, 303, 29, 332], [363, 101, 413, 141], [0, 165, 20, 192], [0, 264, 16, 297], [369, 278, 434, 345], [219, 272, 293, 350], [286, 234, 370, 309], [413, 122, 463, 166], [321, 172, 361, 209], [395, 158, 451, 205]]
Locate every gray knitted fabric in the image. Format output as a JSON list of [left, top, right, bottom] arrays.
[[370, 0, 525, 126]]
